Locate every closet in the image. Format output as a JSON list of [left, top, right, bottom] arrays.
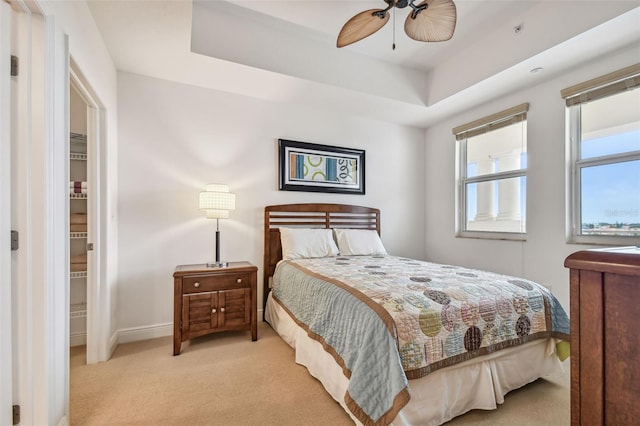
[[69, 84, 89, 348]]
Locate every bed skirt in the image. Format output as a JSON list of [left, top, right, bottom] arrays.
[[265, 292, 564, 426]]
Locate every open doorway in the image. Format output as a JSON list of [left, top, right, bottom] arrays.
[[69, 62, 108, 365], [69, 83, 89, 356]]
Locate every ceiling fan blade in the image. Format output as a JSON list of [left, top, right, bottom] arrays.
[[405, 0, 457, 42], [337, 9, 390, 48]]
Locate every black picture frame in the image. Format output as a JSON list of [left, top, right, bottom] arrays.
[[278, 139, 365, 195]]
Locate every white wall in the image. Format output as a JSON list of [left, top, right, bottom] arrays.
[[116, 72, 426, 331], [69, 86, 87, 135], [424, 44, 640, 312]]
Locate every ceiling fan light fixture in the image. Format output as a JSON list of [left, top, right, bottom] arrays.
[[404, 0, 457, 42], [337, 9, 390, 48]]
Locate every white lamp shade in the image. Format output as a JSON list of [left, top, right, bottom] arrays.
[[199, 184, 235, 219], [205, 209, 229, 219]]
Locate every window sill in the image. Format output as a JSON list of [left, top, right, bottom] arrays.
[[456, 231, 526, 241], [567, 234, 640, 246]]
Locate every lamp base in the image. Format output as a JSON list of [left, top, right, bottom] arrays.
[[206, 261, 229, 268]]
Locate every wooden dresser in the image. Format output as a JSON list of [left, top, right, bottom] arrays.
[[173, 262, 257, 355], [564, 247, 640, 425]]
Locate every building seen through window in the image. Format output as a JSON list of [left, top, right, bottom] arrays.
[[454, 103, 528, 239], [465, 122, 527, 233]]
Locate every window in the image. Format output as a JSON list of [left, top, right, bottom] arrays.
[[453, 104, 528, 239], [563, 64, 640, 243]]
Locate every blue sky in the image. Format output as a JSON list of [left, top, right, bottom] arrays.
[[581, 130, 640, 224]]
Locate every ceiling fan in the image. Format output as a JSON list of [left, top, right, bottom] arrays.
[[337, 0, 457, 48]]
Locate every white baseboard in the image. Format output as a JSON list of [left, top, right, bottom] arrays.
[[70, 332, 86, 347], [57, 415, 69, 426], [117, 322, 173, 344]]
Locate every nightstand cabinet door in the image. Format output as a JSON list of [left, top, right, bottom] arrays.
[[183, 288, 251, 339], [219, 288, 251, 327], [182, 292, 219, 337]]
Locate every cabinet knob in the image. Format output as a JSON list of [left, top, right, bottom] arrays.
[[211, 308, 216, 313], [194, 282, 200, 288], [236, 278, 242, 284], [220, 307, 225, 312]]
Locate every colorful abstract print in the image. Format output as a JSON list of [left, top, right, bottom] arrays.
[[289, 255, 569, 380], [289, 153, 358, 185]]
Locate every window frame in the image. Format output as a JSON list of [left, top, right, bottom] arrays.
[[564, 64, 640, 244], [566, 100, 640, 245], [454, 104, 529, 241]]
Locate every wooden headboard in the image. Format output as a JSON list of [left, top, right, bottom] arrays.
[[263, 203, 380, 311]]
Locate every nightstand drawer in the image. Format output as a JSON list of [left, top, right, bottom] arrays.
[[182, 273, 251, 294]]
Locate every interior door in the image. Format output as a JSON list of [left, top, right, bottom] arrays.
[[5, 2, 70, 423], [0, 1, 14, 424]]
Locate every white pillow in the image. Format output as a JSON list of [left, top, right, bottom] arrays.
[[279, 227, 339, 260], [333, 228, 387, 256]]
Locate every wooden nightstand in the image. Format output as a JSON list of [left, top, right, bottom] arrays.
[[173, 261, 258, 355]]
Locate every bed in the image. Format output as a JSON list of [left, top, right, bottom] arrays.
[[263, 203, 570, 426]]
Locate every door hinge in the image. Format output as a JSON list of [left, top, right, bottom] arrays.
[[11, 230, 18, 251], [86, 242, 94, 251], [10, 55, 18, 77], [12, 405, 20, 425]]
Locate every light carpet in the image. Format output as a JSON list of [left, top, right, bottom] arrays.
[[70, 322, 569, 425]]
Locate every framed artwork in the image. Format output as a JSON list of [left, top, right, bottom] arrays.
[[278, 139, 365, 195]]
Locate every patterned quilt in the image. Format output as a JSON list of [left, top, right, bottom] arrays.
[[272, 255, 570, 425]]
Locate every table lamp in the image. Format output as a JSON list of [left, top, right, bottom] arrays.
[[199, 184, 235, 267]]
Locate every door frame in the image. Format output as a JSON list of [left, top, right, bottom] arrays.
[[1, 2, 14, 424], [70, 62, 108, 364]]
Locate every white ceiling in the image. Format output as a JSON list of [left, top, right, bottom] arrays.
[[87, 0, 640, 127]]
